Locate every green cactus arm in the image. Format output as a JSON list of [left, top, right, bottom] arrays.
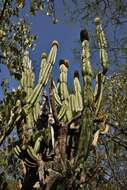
[[25, 62, 35, 127], [73, 71, 81, 93], [32, 53, 48, 123], [20, 52, 35, 129], [81, 30, 92, 78], [57, 59, 71, 122], [27, 41, 59, 108], [80, 29, 93, 107], [34, 136, 42, 153], [77, 109, 93, 161], [95, 75, 105, 115], [35, 52, 47, 116], [57, 100, 67, 121], [58, 59, 74, 123], [76, 30, 94, 162], [68, 93, 79, 129], [94, 72, 104, 102], [95, 17, 109, 75], [52, 80, 62, 106], [94, 72, 105, 115], [32, 102, 40, 122], [57, 97, 72, 122], [69, 93, 76, 113], [21, 51, 35, 95], [56, 79, 60, 95], [66, 99, 73, 122], [82, 39, 93, 84], [73, 71, 83, 112], [20, 51, 28, 91], [35, 52, 47, 120], [59, 59, 69, 101], [20, 51, 36, 136], [26, 57, 35, 97], [39, 52, 47, 81], [94, 17, 109, 114]]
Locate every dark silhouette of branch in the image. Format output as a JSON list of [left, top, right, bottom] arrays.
[[102, 139, 123, 187], [0, 0, 8, 20]]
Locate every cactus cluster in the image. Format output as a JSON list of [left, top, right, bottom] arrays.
[[0, 18, 109, 189]]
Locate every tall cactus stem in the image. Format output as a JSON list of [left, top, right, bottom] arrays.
[[94, 17, 109, 114], [77, 29, 94, 161], [81, 29, 93, 107], [59, 59, 69, 101], [39, 52, 47, 81], [95, 75, 105, 115], [27, 41, 59, 107], [73, 71, 83, 112], [95, 17, 109, 75], [52, 80, 62, 106]]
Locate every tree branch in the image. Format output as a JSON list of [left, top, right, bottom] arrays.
[[0, 0, 8, 20]]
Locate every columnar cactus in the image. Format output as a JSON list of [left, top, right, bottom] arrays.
[[27, 40, 58, 107], [77, 18, 109, 160], [0, 41, 59, 146], [0, 18, 109, 189], [75, 29, 94, 162], [94, 17, 108, 115]]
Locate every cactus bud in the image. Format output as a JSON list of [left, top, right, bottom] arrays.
[[94, 17, 101, 25], [74, 70, 80, 78], [52, 40, 59, 48], [59, 59, 69, 68], [41, 52, 47, 59], [80, 29, 89, 42]]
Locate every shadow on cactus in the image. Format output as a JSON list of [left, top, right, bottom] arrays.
[[0, 18, 110, 190]]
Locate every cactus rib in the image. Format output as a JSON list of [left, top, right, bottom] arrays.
[[27, 145, 40, 162], [57, 101, 67, 120]]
